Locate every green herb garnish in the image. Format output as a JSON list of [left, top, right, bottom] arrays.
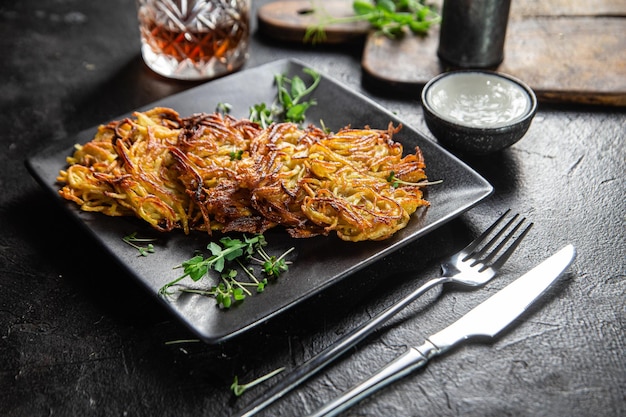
[[159, 234, 294, 308], [305, 0, 441, 43], [248, 103, 275, 128], [230, 149, 244, 160], [122, 232, 156, 256], [275, 69, 321, 124], [231, 367, 285, 397], [386, 170, 443, 188], [249, 68, 321, 128], [216, 102, 232, 115]]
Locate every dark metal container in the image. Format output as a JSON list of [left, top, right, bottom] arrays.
[[437, 0, 512, 68]]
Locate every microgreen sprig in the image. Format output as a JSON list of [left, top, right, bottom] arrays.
[[122, 232, 156, 256], [275, 68, 321, 124], [305, 0, 441, 43], [252, 245, 295, 278], [231, 367, 285, 397], [216, 102, 232, 115], [249, 69, 321, 128], [229, 149, 244, 160], [386, 171, 443, 188], [159, 234, 294, 308], [248, 103, 275, 128]]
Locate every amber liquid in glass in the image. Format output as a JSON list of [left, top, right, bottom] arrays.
[[137, 0, 250, 80], [139, 14, 249, 64]]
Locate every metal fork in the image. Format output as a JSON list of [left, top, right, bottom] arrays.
[[235, 210, 532, 417]]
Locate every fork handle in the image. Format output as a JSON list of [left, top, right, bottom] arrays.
[[235, 277, 447, 417], [305, 341, 439, 417]]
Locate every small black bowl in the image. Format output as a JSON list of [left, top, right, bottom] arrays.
[[421, 70, 537, 155]]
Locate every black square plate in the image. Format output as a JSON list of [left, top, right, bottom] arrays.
[[26, 59, 493, 344]]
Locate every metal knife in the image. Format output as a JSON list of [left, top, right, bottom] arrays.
[[305, 244, 576, 417]]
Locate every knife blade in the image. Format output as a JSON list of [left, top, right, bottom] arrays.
[[305, 244, 576, 417]]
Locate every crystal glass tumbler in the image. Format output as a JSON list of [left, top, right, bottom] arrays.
[[137, 0, 250, 80]]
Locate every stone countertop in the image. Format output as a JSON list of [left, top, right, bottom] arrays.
[[1, 1, 624, 416]]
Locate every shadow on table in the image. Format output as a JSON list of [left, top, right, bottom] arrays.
[[63, 54, 204, 135], [8, 188, 169, 326], [460, 150, 521, 195]]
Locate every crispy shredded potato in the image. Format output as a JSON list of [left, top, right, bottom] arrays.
[[57, 107, 431, 241]]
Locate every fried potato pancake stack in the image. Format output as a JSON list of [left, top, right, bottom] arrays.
[[58, 107, 430, 241]]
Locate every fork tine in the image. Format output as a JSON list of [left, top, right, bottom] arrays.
[[461, 209, 512, 258], [486, 220, 533, 271], [479, 215, 527, 263], [468, 213, 521, 262]]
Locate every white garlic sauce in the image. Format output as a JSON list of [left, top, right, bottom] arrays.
[[426, 72, 531, 128]]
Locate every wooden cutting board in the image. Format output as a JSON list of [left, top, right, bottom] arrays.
[[258, 0, 626, 106], [257, 0, 369, 44]]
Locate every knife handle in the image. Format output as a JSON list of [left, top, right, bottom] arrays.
[[305, 341, 439, 417], [235, 278, 447, 417]]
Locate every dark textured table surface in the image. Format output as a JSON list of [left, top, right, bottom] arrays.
[[1, 1, 624, 416]]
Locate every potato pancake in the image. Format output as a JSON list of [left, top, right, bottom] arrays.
[[57, 107, 431, 241]]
